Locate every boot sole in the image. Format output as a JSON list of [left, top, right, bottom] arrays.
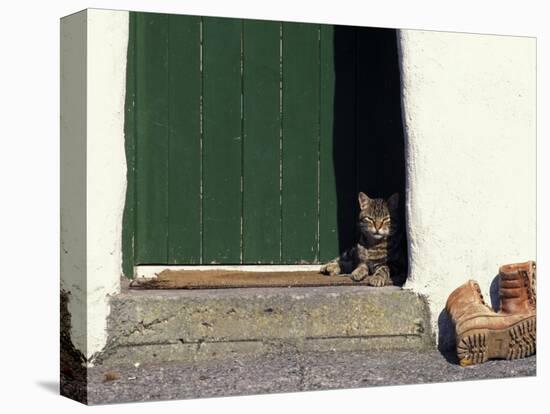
[[457, 316, 536, 366]]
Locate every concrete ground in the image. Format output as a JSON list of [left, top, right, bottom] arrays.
[[86, 349, 536, 405]]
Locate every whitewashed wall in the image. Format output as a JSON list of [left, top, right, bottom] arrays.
[[61, 10, 87, 356], [398, 30, 536, 348], [60, 9, 129, 360]]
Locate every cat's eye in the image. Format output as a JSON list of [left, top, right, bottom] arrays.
[[382, 217, 390, 223], [362, 217, 373, 223]]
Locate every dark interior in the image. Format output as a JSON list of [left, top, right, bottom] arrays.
[[332, 26, 407, 271]]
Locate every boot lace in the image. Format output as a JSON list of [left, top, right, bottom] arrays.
[[473, 282, 490, 308]]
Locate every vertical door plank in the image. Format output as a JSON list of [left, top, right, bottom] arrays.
[[242, 20, 281, 263], [135, 13, 170, 263], [319, 24, 337, 262], [319, 25, 357, 261], [281, 22, 320, 263], [202, 17, 242, 263], [167, 15, 202, 263]]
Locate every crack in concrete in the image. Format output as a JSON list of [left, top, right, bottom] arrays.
[[125, 305, 189, 337], [105, 333, 424, 349], [95, 305, 189, 364], [305, 333, 423, 340]]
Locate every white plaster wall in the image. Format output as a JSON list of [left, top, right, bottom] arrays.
[[61, 9, 128, 360], [86, 9, 129, 359], [398, 30, 536, 348], [60, 10, 87, 356]]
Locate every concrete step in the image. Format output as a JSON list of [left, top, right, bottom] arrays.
[[98, 286, 434, 365]]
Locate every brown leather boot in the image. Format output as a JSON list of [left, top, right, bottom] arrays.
[[498, 261, 536, 314], [446, 280, 536, 366]]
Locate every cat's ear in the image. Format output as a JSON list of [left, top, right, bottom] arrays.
[[387, 193, 399, 211], [358, 192, 371, 209]]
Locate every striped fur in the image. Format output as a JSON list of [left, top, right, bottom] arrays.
[[320, 192, 406, 287]]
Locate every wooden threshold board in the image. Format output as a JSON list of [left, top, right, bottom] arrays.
[[129, 270, 370, 289]]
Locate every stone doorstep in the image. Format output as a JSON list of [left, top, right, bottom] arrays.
[[97, 286, 434, 366]]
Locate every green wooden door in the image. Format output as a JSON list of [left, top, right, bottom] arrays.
[[122, 12, 404, 277]]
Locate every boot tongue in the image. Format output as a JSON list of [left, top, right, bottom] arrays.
[[471, 282, 489, 307]]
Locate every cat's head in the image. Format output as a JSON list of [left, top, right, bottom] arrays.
[[357, 192, 399, 240]]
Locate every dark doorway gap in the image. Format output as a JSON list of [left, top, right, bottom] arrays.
[[332, 27, 408, 280]]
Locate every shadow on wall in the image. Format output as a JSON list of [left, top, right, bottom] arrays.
[[437, 310, 458, 363], [332, 26, 408, 280], [489, 274, 500, 311], [60, 290, 87, 403]]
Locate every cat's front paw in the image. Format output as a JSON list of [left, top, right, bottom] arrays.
[[351, 266, 369, 281], [367, 268, 393, 287], [320, 261, 341, 276], [366, 275, 386, 287]]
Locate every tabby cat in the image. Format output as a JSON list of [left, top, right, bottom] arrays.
[[320, 192, 406, 287]]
